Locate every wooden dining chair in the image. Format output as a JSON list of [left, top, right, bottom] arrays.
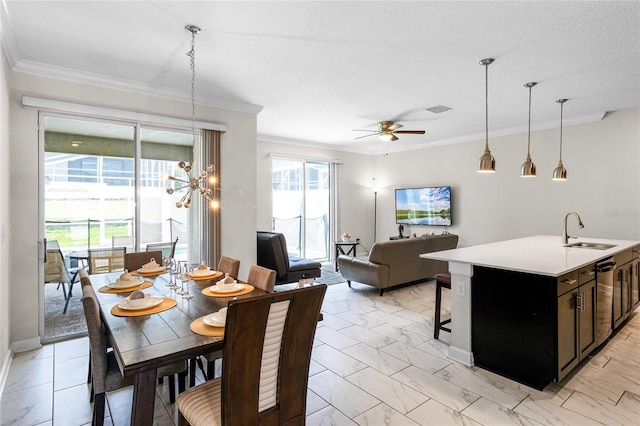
[[124, 250, 163, 271], [247, 264, 277, 293], [79, 270, 188, 425], [88, 247, 126, 274], [217, 256, 240, 280], [176, 284, 327, 426]]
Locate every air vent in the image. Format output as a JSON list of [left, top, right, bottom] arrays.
[[425, 105, 452, 114]]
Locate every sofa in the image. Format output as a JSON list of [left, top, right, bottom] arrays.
[[337, 234, 458, 295], [257, 231, 322, 285]]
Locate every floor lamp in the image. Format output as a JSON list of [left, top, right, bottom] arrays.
[[373, 189, 377, 243]]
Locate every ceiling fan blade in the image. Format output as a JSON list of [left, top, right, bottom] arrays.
[[389, 134, 399, 142], [352, 129, 378, 132], [354, 133, 377, 140], [393, 130, 425, 135]]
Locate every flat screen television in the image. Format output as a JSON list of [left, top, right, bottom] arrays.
[[395, 186, 452, 226]]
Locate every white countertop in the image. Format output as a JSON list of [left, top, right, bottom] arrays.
[[420, 235, 639, 277]]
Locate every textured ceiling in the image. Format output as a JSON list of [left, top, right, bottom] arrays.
[[2, 1, 639, 154]]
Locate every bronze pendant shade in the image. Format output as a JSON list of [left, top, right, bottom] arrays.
[[520, 82, 537, 177], [553, 99, 569, 181], [478, 58, 496, 173]]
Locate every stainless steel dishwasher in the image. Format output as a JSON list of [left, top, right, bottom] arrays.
[[595, 257, 616, 346]]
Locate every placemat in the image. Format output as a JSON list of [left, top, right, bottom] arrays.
[[190, 316, 225, 336], [188, 270, 223, 281], [201, 284, 254, 298], [98, 280, 153, 294], [110, 298, 177, 317], [131, 269, 166, 277]]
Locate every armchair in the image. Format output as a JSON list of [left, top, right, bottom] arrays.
[[257, 231, 321, 285]]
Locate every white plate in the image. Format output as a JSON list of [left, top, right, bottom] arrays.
[[117, 297, 163, 311], [137, 266, 165, 274], [209, 283, 244, 293], [191, 269, 215, 277], [202, 312, 226, 327], [109, 279, 144, 289]]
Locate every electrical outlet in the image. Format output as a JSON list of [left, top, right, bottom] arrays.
[[455, 281, 465, 297]]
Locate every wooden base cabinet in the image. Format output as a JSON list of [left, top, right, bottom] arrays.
[[557, 272, 596, 382], [613, 249, 634, 329]]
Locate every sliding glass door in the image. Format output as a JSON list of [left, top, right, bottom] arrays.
[[271, 158, 330, 261], [42, 114, 193, 341]]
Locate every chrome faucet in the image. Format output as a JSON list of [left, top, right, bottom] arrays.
[[563, 211, 584, 244]]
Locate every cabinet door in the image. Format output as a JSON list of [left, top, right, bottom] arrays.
[[632, 261, 639, 309], [613, 268, 624, 329], [579, 280, 597, 359], [614, 263, 633, 329], [557, 290, 579, 381]]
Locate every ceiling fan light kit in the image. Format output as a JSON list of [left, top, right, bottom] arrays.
[[521, 82, 538, 177], [478, 58, 496, 173], [354, 120, 426, 142]]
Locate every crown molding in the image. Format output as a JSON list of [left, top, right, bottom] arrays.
[[260, 111, 606, 156], [10, 58, 264, 115]]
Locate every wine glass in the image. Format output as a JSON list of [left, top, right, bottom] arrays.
[[176, 262, 188, 295], [181, 266, 194, 299], [167, 258, 179, 289]]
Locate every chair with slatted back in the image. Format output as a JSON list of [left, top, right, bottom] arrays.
[[176, 284, 327, 426], [80, 270, 187, 425], [124, 251, 163, 272], [146, 237, 178, 260], [217, 256, 240, 280], [247, 264, 277, 293], [45, 248, 75, 313], [88, 247, 126, 275]]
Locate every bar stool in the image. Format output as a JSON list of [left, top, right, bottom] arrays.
[[434, 273, 452, 339]]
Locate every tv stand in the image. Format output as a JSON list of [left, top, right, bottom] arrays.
[[390, 236, 409, 240]]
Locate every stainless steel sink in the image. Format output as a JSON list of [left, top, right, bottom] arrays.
[[564, 242, 617, 250]]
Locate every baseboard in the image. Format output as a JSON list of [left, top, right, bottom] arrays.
[[448, 345, 474, 367], [0, 348, 13, 400], [10, 337, 42, 354]]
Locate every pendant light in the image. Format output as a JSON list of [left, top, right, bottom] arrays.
[[478, 58, 496, 173], [165, 25, 219, 208], [552, 99, 569, 181], [520, 82, 537, 177]]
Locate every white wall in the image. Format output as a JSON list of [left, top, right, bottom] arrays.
[[8, 70, 257, 348], [0, 47, 11, 376]]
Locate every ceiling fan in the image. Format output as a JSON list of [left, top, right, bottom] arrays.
[[353, 121, 426, 142]]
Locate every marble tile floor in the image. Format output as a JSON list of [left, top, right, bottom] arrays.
[[2, 280, 639, 425]]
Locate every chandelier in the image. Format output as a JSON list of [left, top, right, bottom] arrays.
[[165, 24, 219, 209]]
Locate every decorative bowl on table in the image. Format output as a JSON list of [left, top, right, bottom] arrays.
[[192, 261, 213, 276], [139, 258, 163, 273], [125, 290, 150, 308], [216, 275, 237, 291], [113, 270, 142, 288]]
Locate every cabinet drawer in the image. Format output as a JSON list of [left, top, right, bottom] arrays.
[[579, 263, 596, 284], [632, 245, 640, 260], [615, 249, 633, 266], [557, 270, 580, 296]]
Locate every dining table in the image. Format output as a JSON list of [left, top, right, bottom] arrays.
[[87, 269, 267, 425]]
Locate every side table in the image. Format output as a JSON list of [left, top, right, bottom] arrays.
[[335, 241, 359, 271]]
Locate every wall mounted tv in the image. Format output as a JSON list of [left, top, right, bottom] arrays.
[[395, 186, 452, 226]]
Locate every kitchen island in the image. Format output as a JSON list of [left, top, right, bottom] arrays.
[[421, 235, 640, 389]]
